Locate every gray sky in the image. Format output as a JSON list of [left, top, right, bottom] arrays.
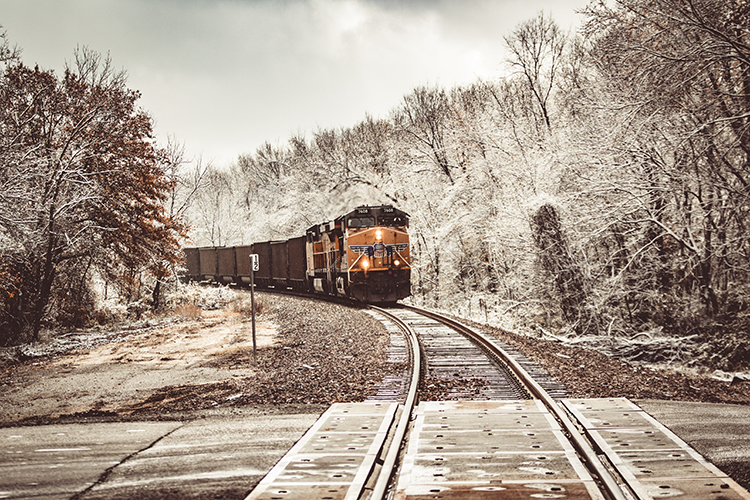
[[1, 0, 591, 166]]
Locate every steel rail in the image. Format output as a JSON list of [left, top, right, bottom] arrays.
[[367, 306, 421, 500], [399, 304, 630, 500]]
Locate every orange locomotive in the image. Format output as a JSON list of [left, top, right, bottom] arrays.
[[306, 205, 411, 302], [183, 205, 411, 303]]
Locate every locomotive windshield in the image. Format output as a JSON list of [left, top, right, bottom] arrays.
[[348, 216, 375, 228], [378, 215, 407, 227]]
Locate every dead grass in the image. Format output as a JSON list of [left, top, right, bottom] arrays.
[[231, 295, 268, 316], [174, 304, 202, 320], [0, 301, 280, 424]]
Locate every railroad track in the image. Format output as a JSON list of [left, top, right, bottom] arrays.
[[247, 304, 750, 500]]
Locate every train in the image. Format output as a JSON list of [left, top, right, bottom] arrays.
[[182, 205, 411, 303]]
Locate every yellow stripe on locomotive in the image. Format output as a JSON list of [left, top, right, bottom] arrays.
[[346, 229, 409, 273]]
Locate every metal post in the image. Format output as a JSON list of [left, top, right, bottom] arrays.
[[251, 260, 257, 364]]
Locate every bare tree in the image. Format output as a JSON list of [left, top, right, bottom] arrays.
[[585, 0, 750, 317], [0, 26, 20, 68], [309, 117, 398, 203], [163, 136, 210, 218], [394, 85, 455, 183], [187, 167, 246, 247], [504, 12, 567, 131]]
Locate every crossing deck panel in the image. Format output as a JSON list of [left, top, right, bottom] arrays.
[[563, 398, 750, 500], [245, 402, 397, 500], [246, 398, 750, 500], [394, 399, 603, 500]]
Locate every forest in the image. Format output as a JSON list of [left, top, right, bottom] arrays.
[[2, 0, 749, 370]]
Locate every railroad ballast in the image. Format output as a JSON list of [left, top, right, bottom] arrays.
[[183, 205, 411, 303]]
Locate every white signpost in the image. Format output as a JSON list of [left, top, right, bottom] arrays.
[[250, 254, 259, 363]]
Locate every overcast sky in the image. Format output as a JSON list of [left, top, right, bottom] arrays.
[[1, 0, 591, 167]]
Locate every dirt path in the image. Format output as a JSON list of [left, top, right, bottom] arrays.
[[0, 309, 277, 424]]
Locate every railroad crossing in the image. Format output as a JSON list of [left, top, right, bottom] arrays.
[[246, 398, 750, 500]]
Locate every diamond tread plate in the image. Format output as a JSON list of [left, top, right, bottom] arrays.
[[395, 400, 603, 500], [245, 403, 397, 500], [562, 398, 750, 500]]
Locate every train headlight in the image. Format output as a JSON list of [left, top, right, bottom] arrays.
[[394, 259, 400, 267], [361, 258, 370, 269], [375, 229, 382, 240]]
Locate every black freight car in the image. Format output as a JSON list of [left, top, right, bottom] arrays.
[[234, 245, 253, 285], [270, 241, 288, 289], [217, 247, 236, 284], [183, 247, 200, 282], [287, 236, 307, 291], [252, 241, 273, 288], [198, 247, 218, 282]]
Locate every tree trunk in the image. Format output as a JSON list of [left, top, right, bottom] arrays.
[[152, 279, 162, 310], [31, 238, 57, 341], [530, 203, 596, 334]]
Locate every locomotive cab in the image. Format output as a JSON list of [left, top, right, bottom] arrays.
[[305, 205, 411, 302], [343, 205, 411, 302]]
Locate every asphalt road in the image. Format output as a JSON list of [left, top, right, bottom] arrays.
[[0, 407, 324, 500]]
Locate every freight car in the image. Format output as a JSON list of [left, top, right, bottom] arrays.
[[183, 205, 411, 303]]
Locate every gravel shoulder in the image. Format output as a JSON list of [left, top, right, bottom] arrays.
[[475, 321, 750, 405], [0, 292, 394, 426]]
